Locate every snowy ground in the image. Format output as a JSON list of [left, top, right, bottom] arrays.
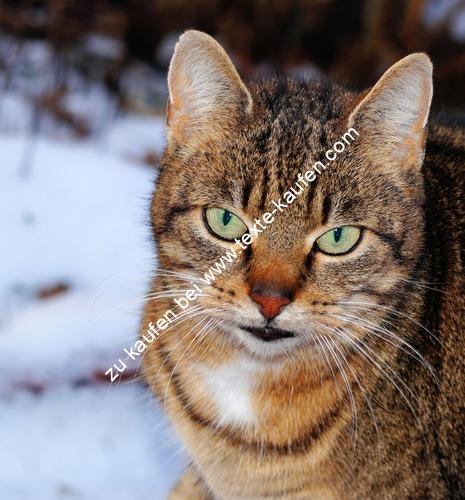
[[0, 117, 186, 499]]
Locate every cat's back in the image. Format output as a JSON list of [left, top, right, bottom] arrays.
[[423, 115, 465, 495], [425, 115, 465, 203], [424, 115, 465, 286], [424, 116, 465, 271]]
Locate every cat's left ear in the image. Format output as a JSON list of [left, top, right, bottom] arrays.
[[349, 53, 433, 166]]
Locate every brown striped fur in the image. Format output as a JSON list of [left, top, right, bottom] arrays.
[[142, 31, 465, 498]]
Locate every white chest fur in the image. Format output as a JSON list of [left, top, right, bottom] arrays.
[[200, 358, 258, 427]]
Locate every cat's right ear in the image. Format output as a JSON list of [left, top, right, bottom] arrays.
[[166, 30, 252, 144], [348, 53, 433, 168]]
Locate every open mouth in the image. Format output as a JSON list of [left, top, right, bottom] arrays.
[[241, 325, 295, 342]]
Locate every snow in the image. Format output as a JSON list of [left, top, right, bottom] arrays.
[[82, 34, 125, 60], [0, 385, 186, 500], [102, 115, 166, 162], [0, 93, 34, 133], [423, 0, 465, 41], [450, 6, 465, 41], [0, 38, 55, 96], [0, 135, 155, 293], [423, 0, 460, 27], [0, 116, 187, 498]]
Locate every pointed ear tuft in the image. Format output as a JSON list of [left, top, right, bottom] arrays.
[[349, 53, 433, 165], [167, 30, 252, 143]]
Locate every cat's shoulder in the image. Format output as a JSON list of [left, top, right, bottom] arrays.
[[426, 114, 465, 177], [424, 114, 465, 208], [428, 113, 465, 154]]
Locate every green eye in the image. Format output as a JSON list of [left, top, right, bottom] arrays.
[[316, 226, 362, 255], [204, 207, 248, 241]]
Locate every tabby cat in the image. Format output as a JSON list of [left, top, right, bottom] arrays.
[[141, 30, 465, 499]]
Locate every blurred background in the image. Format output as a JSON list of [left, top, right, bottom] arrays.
[[0, 1, 464, 499]]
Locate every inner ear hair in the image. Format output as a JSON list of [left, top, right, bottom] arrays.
[[167, 30, 252, 144]]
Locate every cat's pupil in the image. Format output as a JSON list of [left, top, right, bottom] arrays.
[[334, 227, 343, 243], [222, 210, 233, 226]]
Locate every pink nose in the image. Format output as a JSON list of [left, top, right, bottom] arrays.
[[250, 292, 291, 320]]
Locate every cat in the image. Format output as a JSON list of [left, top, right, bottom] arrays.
[[141, 30, 465, 499]]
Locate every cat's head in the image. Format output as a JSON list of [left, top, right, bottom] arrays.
[[151, 30, 432, 361]]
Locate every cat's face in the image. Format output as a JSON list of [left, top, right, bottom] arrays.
[[151, 31, 432, 361]]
